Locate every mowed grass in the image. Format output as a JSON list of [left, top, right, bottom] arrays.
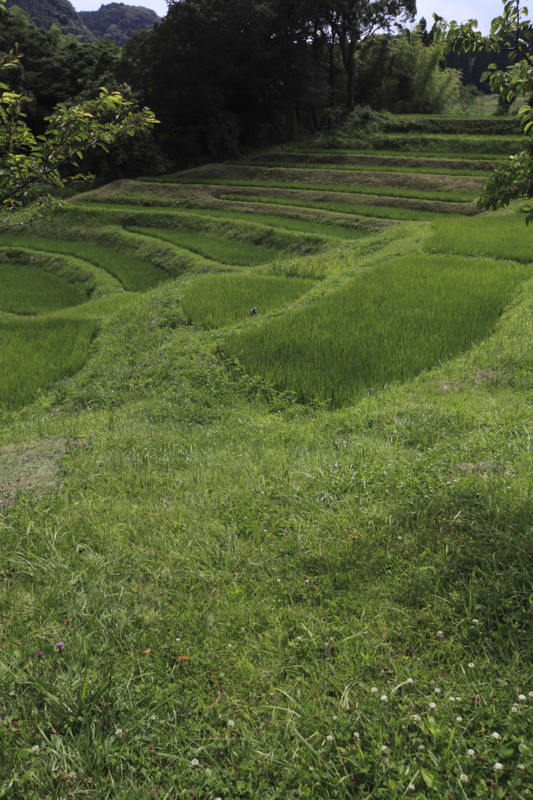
[[182, 273, 315, 328], [426, 211, 533, 262], [157, 175, 478, 203], [127, 226, 282, 266], [0, 316, 96, 409], [225, 254, 530, 406], [221, 192, 454, 220], [0, 262, 87, 314], [0, 234, 165, 292]]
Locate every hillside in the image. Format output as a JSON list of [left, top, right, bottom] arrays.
[[4, 0, 159, 43], [0, 116, 532, 797], [79, 2, 159, 45], [5, 0, 95, 40]]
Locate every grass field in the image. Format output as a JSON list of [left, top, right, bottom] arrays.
[[0, 234, 167, 291], [225, 253, 531, 406], [127, 226, 284, 266], [0, 261, 87, 314], [182, 273, 315, 327], [0, 113, 532, 800]]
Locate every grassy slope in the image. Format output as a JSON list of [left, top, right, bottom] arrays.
[[0, 122, 532, 800]]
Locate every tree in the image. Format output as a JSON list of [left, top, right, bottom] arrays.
[[443, 0, 533, 221], [314, 0, 417, 111], [0, 0, 157, 228]]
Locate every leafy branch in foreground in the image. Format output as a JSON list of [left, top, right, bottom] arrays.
[[0, 35, 157, 228], [441, 0, 533, 221]]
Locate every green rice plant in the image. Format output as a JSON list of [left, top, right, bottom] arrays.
[[182, 273, 315, 328], [0, 261, 87, 314], [225, 254, 530, 407], [220, 193, 457, 220], [127, 227, 283, 266], [0, 316, 96, 409], [292, 146, 507, 162], [0, 234, 166, 291], [426, 211, 533, 263]]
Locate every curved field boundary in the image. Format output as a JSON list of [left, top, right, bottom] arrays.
[[212, 185, 476, 216], [0, 247, 124, 299], [171, 162, 484, 195], [247, 152, 502, 173]]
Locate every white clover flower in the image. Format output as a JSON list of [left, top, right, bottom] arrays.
[[429, 702, 437, 710], [417, 744, 425, 751], [494, 762, 504, 772], [380, 745, 388, 754], [326, 734, 334, 742], [449, 696, 456, 702], [434, 688, 442, 694], [472, 618, 480, 624], [459, 773, 469, 783], [528, 691, 533, 698], [406, 677, 414, 684], [115, 728, 124, 738], [407, 783, 416, 791], [455, 696, 462, 701], [467, 748, 476, 757], [332, 715, 338, 721], [371, 687, 378, 694], [456, 716, 463, 722], [190, 758, 200, 767], [411, 714, 422, 722], [31, 745, 40, 753], [511, 705, 519, 712], [518, 764, 526, 771], [227, 719, 235, 728], [436, 631, 444, 639], [380, 695, 388, 703], [491, 731, 501, 740], [517, 694, 526, 702], [353, 732, 360, 739], [468, 662, 475, 669]]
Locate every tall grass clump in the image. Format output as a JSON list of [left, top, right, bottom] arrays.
[[182, 274, 315, 328], [225, 254, 530, 406], [0, 235, 166, 291], [0, 317, 97, 409], [0, 262, 87, 314], [426, 211, 533, 262], [128, 227, 283, 266]]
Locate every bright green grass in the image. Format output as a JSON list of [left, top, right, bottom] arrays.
[[0, 235, 166, 292], [127, 226, 282, 266], [0, 316, 96, 409], [182, 273, 315, 328], [221, 193, 457, 220], [427, 212, 533, 263], [0, 262, 87, 314], [152, 176, 478, 204], [225, 254, 530, 407]]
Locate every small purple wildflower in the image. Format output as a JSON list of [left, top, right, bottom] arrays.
[[55, 641, 65, 650], [36, 650, 44, 658]]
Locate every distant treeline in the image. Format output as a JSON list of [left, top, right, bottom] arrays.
[[0, 0, 514, 175]]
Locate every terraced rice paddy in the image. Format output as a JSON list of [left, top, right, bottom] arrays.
[[1, 113, 532, 409], [2, 114, 533, 800]]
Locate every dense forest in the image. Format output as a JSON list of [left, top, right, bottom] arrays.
[[80, 2, 159, 46], [0, 0, 511, 173]]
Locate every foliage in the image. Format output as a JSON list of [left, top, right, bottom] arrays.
[[5, 0, 94, 41], [0, 76, 157, 227], [79, 2, 160, 46], [443, 0, 533, 221]]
